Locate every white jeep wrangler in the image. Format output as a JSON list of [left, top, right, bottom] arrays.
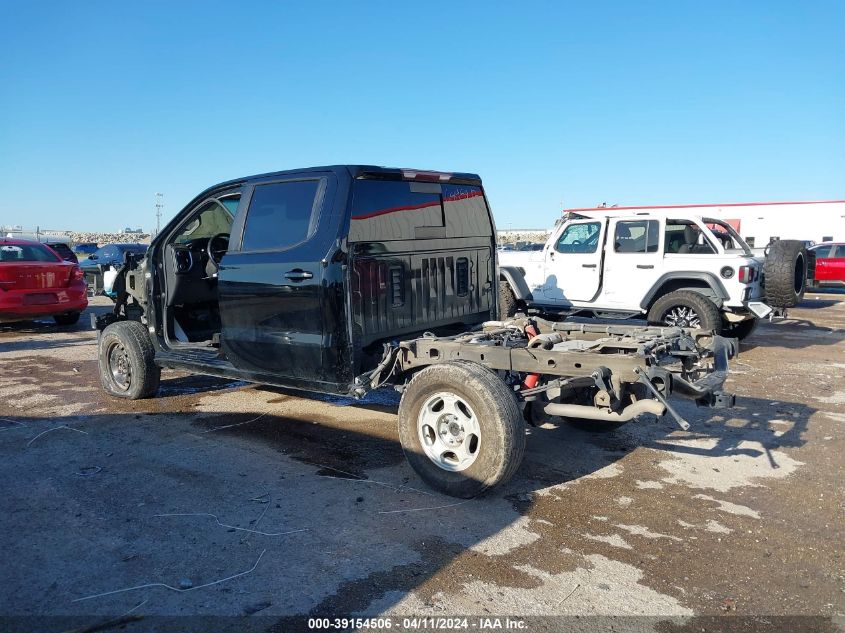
[[498, 211, 810, 340]]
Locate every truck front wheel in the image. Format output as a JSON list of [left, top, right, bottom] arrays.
[[98, 321, 160, 399], [647, 290, 722, 333], [397, 361, 525, 498]]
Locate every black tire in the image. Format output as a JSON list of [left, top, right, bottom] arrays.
[[722, 317, 759, 341], [397, 361, 525, 498], [53, 312, 81, 326], [647, 290, 722, 332], [498, 280, 518, 319], [98, 320, 160, 399], [764, 240, 807, 308]]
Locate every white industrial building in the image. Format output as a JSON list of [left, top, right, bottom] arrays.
[[567, 200, 845, 248]]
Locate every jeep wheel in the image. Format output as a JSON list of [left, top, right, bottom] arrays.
[[722, 317, 759, 341], [647, 290, 722, 332], [764, 239, 807, 308], [499, 281, 518, 319], [398, 361, 525, 498], [98, 321, 160, 399]]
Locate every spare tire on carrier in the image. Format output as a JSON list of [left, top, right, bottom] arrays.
[[763, 239, 808, 308]]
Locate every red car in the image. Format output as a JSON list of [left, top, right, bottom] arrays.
[[810, 242, 845, 288], [0, 238, 88, 325]]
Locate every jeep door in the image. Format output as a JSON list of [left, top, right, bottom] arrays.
[[217, 172, 344, 388], [541, 219, 604, 304], [599, 218, 663, 307]]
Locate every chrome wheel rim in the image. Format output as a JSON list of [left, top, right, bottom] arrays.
[[417, 392, 481, 472], [107, 342, 131, 391], [663, 305, 700, 328]]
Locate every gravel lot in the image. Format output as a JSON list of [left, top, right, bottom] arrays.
[[1, 295, 843, 630]]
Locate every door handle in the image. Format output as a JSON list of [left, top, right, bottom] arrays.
[[582, 264, 597, 268], [284, 270, 313, 281], [637, 264, 655, 269]]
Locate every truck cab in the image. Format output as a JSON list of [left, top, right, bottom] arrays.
[[100, 166, 497, 395]]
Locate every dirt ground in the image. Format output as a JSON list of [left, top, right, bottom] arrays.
[[1, 295, 843, 631]]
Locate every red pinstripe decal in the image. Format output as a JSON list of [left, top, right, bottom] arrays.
[[352, 190, 483, 221]]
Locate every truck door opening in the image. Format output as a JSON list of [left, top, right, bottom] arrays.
[[161, 195, 237, 345]]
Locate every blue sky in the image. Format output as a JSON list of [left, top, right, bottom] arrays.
[[1, 1, 843, 232]]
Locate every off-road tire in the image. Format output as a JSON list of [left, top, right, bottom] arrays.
[[647, 290, 722, 332], [398, 361, 525, 498], [499, 281, 518, 319], [53, 312, 81, 326], [98, 321, 160, 400], [764, 240, 807, 308], [722, 317, 759, 341]]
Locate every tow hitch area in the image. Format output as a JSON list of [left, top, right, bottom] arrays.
[[697, 391, 737, 408]]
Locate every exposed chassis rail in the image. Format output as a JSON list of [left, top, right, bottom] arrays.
[[363, 319, 737, 430]]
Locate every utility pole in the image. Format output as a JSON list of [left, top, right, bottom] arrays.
[[155, 193, 164, 236]]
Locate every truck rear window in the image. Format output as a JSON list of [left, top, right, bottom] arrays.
[[350, 180, 492, 241]]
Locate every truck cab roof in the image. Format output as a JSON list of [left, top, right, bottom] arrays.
[[209, 165, 483, 191]]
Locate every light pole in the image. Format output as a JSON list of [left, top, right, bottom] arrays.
[[155, 193, 164, 236]]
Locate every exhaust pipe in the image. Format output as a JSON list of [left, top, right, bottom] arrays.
[[543, 398, 666, 422]]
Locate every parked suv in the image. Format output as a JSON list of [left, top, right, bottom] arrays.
[[93, 166, 736, 497], [499, 212, 811, 339]]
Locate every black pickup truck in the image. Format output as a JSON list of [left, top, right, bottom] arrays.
[[95, 165, 736, 497]]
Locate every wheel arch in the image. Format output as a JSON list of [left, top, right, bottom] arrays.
[[499, 266, 533, 302], [641, 272, 728, 310]]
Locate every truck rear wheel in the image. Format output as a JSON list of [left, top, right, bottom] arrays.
[[764, 240, 807, 308], [397, 361, 525, 498], [498, 281, 518, 319], [98, 321, 160, 400], [647, 290, 722, 332]]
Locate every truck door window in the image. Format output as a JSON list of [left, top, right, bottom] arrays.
[[241, 180, 322, 251], [555, 222, 600, 253], [614, 220, 659, 253], [813, 245, 832, 258], [174, 199, 236, 244]]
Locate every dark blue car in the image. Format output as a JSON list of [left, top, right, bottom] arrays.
[[80, 243, 148, 273], [73, 242, 98, 257]]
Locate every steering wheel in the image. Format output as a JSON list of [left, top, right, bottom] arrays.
[[206, 233, 230, 271]]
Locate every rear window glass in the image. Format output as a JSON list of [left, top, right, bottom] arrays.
[[241, 180, 322, 251], [350, 180, 491, 241], [0, 243, 61, 262]]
